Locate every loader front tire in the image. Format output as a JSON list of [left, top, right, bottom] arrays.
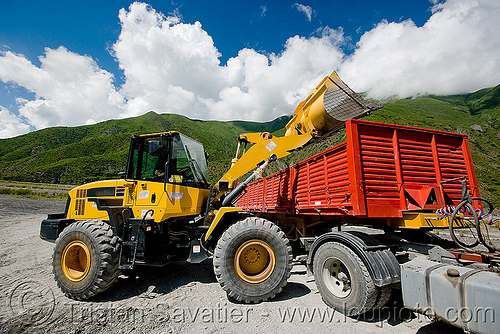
[[52, 220, 120, 300], [213, 217, 292, 303]]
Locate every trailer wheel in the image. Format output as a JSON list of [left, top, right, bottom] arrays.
[[52, 220, 120, 300], [213, 217, 292, 303], [313, 242, 377, 316]]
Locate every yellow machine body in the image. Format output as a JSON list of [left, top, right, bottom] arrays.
[[66, 179, 209, 223], [66, 131, 211, 224]]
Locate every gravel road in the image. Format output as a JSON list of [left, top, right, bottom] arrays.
[[0, 195, 463, 334]]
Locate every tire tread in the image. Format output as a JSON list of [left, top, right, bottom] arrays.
[[213, 217, 292, 303], [53, 219, 120, 300]]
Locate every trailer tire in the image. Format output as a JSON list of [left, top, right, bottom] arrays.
[[313, 242, 377, 316], [52, 220, 120, 300], [213, 217, 292, 303], [373, 285, 392, 311]]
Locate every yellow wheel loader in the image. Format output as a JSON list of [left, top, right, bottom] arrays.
[[40, 72, 381, 302]]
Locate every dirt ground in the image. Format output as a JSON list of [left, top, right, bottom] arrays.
[[0, 195, 465, 334]]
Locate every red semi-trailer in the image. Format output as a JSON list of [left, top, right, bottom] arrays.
[[236, 119, 499, 334], [237, 119, 479, 222]]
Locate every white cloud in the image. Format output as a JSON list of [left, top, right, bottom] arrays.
[[113, 2, 224, 119], [0, 0, 499, 138], [0, 2, 342, 137], [0, 106, 30, 138], [293, 3, 313, 22], [200, 28, 345, 121], [113, 2, 343, 121], [339, 0, 500, 98], [0, 47, 124, 130]]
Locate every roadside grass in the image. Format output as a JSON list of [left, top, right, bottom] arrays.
[[0, 180, 72, 200]]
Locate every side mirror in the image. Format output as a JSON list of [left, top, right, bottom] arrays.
[[118, 171, 126, 179]]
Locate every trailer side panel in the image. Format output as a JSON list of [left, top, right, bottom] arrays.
[[237, 120, 479, 221]]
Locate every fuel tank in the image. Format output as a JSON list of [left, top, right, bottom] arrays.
[[401, 258, 500, 334]]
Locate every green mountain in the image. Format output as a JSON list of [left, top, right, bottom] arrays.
[[0, 112, 289, 185], [0, 85, 499, 207]]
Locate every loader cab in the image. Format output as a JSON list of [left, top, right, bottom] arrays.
[[126, 132, 209, 188]]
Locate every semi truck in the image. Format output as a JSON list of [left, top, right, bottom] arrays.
[[40, 72, 499, 333]]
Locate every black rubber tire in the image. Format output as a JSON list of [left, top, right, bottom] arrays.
[[213, 217, 292, 303], [373, 285, 392, 311], [313, 242, 377, 316], [52, 220, 120, 300]]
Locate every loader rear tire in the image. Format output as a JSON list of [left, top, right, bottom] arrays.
[[52, 220, 120, 300], [313, 242, 377, 316], [213, 217, 292, 303]]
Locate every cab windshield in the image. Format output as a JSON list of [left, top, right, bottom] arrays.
[[127, 133, 209, 188], [169, 134, 208, 187]]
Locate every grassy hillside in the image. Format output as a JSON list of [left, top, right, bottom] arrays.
[[0, 85, 499, 207], [0, 112, 289, 184]]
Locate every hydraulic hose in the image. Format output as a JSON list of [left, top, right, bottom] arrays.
[[222, 154, 277, 207]]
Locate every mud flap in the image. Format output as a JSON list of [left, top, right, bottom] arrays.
[[187, 238, 208, 263]]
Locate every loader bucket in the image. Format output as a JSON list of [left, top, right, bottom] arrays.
[[285, 72, 383, 137], [323, 73, 382, 122]]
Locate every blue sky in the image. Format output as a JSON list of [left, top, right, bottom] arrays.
[[0, 0, 499, 138], [0, 1, 432, 72]]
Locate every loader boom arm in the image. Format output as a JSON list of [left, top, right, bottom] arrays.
[[217, 71, 382, 188]]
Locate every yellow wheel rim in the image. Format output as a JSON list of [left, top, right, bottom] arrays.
[[235, 239, 275, 283], [61, 240, 91, 281]]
